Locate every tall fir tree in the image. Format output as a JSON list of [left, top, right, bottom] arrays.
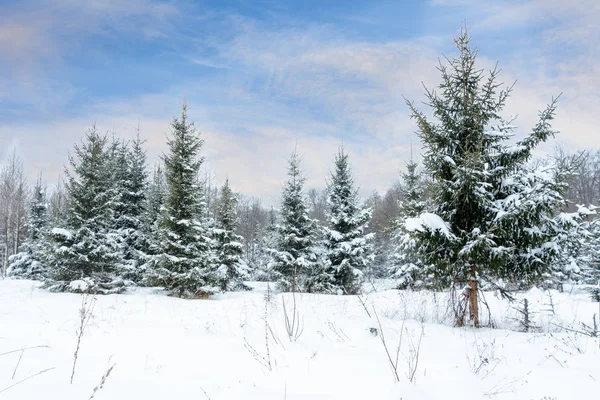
[[107, 138, 131, 278], [213, 179, 249, 291], [7, 176, 48, 280], [45, 127, 123, 292], [406, 28, 568, 326], [269, 152, 317, 292], [146, 104, 218, 297], [390, 157, 432, 289], [310, 148, 373, 295]]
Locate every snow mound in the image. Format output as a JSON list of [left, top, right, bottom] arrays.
[[69, 279, 90, 292]]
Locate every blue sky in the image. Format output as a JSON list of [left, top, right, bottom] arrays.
[[1, 0, 598, 203]]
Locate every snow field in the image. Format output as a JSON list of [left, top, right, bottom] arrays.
[[0, 280, 598, 399]]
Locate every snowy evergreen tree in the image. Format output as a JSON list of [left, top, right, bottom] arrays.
[[137, 163, 167, 284], [106, 138, 132, 278], [7, 177, 48, 280], [109, 138, 130, 231], [45, 127, 123, 293], [213, 179, 249, 291], [111, 134, 148, 281], [549, 205, 598, 286], [406, 28, 568, 326], [127, 134, 149, 254], [269, 152, 317, 292], [309, 148, 373, 295], [588, 218, 600, 282], [146, 104, 218, 297], [28, 179, 48, 244], [390, 157, 433, 289]]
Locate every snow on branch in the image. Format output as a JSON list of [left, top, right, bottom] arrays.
[[405, 213, 454, 239]]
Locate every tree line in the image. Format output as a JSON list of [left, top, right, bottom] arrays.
[[4, 103, 373, 297]]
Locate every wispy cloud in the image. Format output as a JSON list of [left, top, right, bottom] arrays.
[[0, 0, 184, 108], [1, 0, 598, 204]]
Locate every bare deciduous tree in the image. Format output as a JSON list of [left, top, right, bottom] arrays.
[[0, 151, 28, 276], [236, 196, 269, 268]]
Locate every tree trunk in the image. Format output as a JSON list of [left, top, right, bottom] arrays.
[[469, 267, 479, 328]]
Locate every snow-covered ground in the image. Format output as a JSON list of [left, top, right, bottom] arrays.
[[0, 279, 598, 399]]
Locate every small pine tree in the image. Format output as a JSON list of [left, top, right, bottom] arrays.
[[7, 176, 48, 280], [310, 148, 373, 295], [269, 152, 317, 292], [589, 218, 600, 282], [548, 205, 597, 287], [146, 103, 218, 297], [213, 179, 249, 291], [390, 157, 433, 289], [138, 164, 167, 283]]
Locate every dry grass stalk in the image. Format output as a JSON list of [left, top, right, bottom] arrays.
[[71, 293, 96, 384]]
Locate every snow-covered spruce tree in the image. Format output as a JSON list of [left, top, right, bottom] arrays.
[[269, 152, 318, 292], [107, 139, 132, 278], [548, 205, 597, 287], [127, 134, 149, 260], [390, 157, 434, 289], [45, 127, 123, 293], [111, 134, 149, 282], [309, 148, 373, 295], [138, 163, 168, 284], [213, 179, 249, 291], [146, 104, 218, 297], [405, 28, 568, 327], [108, 138, 129, 226], [7, 177, 48, 280], [589, 218, 600, 282]]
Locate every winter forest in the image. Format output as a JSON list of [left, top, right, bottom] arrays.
[[1, 27, 599, 399]]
